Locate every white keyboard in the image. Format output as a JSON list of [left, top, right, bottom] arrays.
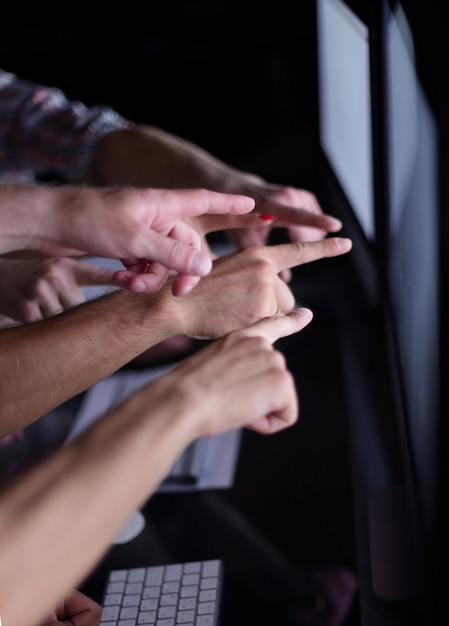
[[99, 559, 223, 626]]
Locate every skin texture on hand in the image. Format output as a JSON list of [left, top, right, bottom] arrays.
[[38, 589, 102, 626], [0, 310, 311, 626], [0, 236, 351, 436], [87, 126, 341, 244], [175, 237, 352, 338], [87, 124, 344, 287], [0, 184, 255, 294]]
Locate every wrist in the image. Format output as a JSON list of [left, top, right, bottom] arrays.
[[0, 184, 60, 254], [114, 283, 189, 345]]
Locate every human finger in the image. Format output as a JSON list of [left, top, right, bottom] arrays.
[[239, 307, 314, 344], [190, 212, 276, 236], [114, 263, 172, 293], [171, 273, 200, 297], [262, 203, 342, 233], [38, 260, 111, 314], [18, 299, 43, 323], [49, 589, 102, 626], [263, 237, 352, 275], [117, 228, 213, 279], [19, 270, 63, 320], [159, 188, 256, 219], [37, 280, 70, 317], [55, 282, 86, 310], [240, 310, 314, 435], [278, 268, 292, 284], [243, 351, 299, 435], [72, 262, 117, 287], [124, 192, 253, 277], [115, 219, 204, 293]]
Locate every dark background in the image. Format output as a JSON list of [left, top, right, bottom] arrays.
[[1, 1, 444, 184], [1, 1, 320, 186], [1, 2, 446, 624]]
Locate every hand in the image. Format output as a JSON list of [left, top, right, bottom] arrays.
[[172, 237, 352, 338], [0, 184, 255, 295], [223, 183, 343, 283], [112, 208, 273, 296], [85, 125, 342, 280], [0, 257, 116, 324], [87, 126, 339, 247], [38, 589, 102, 626], [63, 187, 255, 295], [160, 308, 313, 439], [227, 183, 340, 246]]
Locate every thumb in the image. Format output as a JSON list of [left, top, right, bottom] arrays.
[[130, 228, 213, 277]]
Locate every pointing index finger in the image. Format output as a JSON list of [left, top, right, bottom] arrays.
[[263, 204, 343, 232], [166, 189, 256, 218], [267, 237, 352, 274], [242, 308, 314, 344]]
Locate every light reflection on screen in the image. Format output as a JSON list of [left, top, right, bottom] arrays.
[[386, 2, 440, 545], [317, 0, 375, 242]]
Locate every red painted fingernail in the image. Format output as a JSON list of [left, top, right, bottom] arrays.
[[258, 214, 275, 221]]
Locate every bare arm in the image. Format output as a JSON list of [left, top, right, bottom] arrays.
[[0, 287, 172, 436], [87, 124, 343, 244], [0, 183, 255, 293], [0, 311, 311, 626], [0, 237, 351, 435]]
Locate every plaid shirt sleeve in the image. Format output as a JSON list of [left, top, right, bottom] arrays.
[[0, 69, 130, 183]]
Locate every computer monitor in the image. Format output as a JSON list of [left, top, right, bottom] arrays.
[[317, 0, 447, 623], [380, 0, 447, 617], [316, 0, 381, 307], [317, 0, 374, 243]]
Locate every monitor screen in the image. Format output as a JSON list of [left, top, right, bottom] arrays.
[[382, 0, 443, 610], [317, 0, 446, 621], [317, 0, 375, 243]]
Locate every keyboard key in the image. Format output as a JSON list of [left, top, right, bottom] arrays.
[[202, 561, 220, 577], [99, 560, 222, 626], [197, 602, 215, 615], [104, 593, 123, 605], [101, 605, 120, 621], [199, 590, 216, 603], [196, 616, 215, 626], [107, 581, 126, 594], [159, 593, 178, 606], [110, 570, 128, 582]]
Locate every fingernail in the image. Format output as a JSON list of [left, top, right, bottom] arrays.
[[296, 307, 313, 318], [113, 273, 128, 285], [131, 281, 147, 293], [190, 252, 212, 276], [258, 213, 276, 222], [326, 216, 343, 230], [334, 237, 352, 250], [177, 283, 194, 297]]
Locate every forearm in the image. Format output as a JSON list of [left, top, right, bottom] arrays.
[[0, 287, 182, 435], [0, 384, 192, 626], [0, 311, 306, 626], [88, 124, 265, 192]]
